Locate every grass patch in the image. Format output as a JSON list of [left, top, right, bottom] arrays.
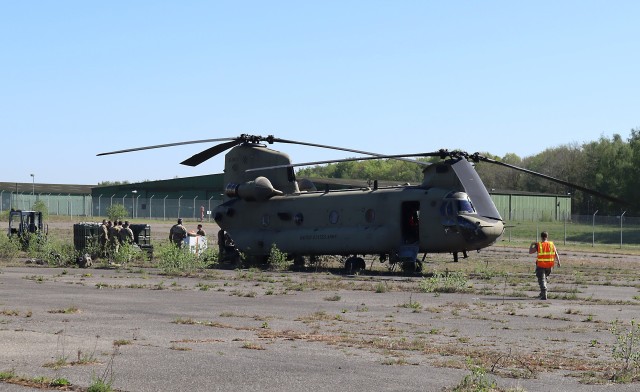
[[48, 306, 80, 314]]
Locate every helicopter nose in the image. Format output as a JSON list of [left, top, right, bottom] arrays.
[[457, 216, 504, 246], [481, 220, 505, 242]]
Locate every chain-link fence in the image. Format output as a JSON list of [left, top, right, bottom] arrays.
[[91, 195, 225, 221], [502, 214, 640, 247], [0, 192, 92, 218], [0, 193, 225, 222]]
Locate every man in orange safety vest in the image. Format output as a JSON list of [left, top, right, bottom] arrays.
[[528, 231, 561, 300]]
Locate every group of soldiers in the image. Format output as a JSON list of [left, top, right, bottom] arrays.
[[98, 219, 134, 255]]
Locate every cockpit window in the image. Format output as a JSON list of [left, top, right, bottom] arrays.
[[440, 201, 454, 217], [441, 192, 476, 217], [457, 199, 475, 214]]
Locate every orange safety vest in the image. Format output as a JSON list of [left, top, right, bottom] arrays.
[[536, 241, 556, 268]]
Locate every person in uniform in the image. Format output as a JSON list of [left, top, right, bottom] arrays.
[[99, 219, 109, 256], [169, 218, 187, 248], [217, 229, 226, 257], [196, 224, 206, 236], [529, 231, 561, 300], [108, 220, 121, 254], [119, 221, 134, 244]]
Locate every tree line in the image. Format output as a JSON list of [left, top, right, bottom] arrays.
[[297, 129, 640, 216]]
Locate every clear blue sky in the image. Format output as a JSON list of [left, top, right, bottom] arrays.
[[2, 1, 638, 185]]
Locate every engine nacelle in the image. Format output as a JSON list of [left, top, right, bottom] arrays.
[[225, 176, 284, 201]]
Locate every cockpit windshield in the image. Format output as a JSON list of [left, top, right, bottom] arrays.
[[457, 199, 475, 214], [440, 192, 476, 217]]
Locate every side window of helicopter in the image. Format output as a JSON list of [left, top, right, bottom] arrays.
[[439, 201, 457, 226], [294, 213, 304, 225], [365, 208, 375, 223], [440, 201, 453, 217], [329, 210, 339, 224], [261, 214, 270, 227]]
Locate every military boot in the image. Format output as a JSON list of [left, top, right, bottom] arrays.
[[540, 290, 547, 300]]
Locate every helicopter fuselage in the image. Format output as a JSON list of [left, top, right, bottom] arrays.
[[214, 184, 504, 261]]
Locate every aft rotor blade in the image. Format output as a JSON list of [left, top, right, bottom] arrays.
[[451, 158, 502, 221], [180, 140, 244, 167], [478, 155, 628, 205], [97, 137, 236, 157]]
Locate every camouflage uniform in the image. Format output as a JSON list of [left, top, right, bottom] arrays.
[[119, 221, 134, 244], [170, 219, 187, 248], [109, 222, 121, 254], [99, 220, 109, 255]]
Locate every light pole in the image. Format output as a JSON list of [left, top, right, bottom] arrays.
[[30, 174, 35, 195]]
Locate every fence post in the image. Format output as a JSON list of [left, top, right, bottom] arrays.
[[592, 210, 598, 247], [620, 211, 626, 249], [193, 196, 198, 220], [563, 210, 567, 245], [163, 196, 168, 221], [208, 196, 214, 223], [149, 195, 155, 219]]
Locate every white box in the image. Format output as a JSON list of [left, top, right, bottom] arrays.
[[184, 235, 208, 255]]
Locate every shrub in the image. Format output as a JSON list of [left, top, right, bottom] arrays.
[[106, 204, 129, 222], [0, 235, 21, 262], [156, 241, 205, 274], [32, 199, 49, 221], [419, 271, 470, 293], [268, 244, 289, 271]]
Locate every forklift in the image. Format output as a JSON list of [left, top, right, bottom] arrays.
[[7, 209, 47, 248]]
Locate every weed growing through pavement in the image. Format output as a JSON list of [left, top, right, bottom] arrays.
[[399, 294, 422, 312], [88, 346, 119, 392], [323, 294, 341, 301], [375, 281, 388, 293], [447, 358, 526, 392], [420, 271, 469, 293], [0, 370, 72, 389], [156, 242, 206, 275], [609, 318, 640, 382]]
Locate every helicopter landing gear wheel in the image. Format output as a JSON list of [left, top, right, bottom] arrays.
[[401, 261, 421, 274], [345, 257, 365, 274]]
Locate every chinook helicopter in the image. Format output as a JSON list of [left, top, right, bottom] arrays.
[[98, 134, 625, 272]]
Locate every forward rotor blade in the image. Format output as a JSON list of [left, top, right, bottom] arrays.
[[478, 155, 628, 205], [180, 140, 244, 167], [274, 138, 406, 159], [451, 158, 502, 221], [97, 137, 236, 157]]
